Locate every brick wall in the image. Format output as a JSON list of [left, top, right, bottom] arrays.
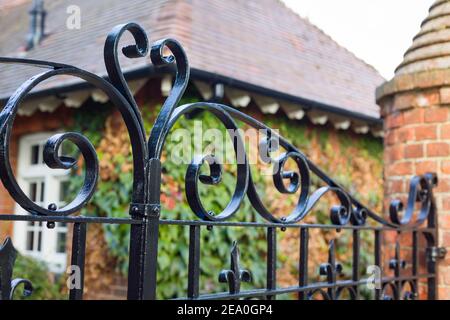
[[376, 0, 450, 298], [378, 70, 450, 299], [0, 107, 73, 238]]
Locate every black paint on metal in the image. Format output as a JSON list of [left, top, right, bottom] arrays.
[[187, 225, 201, 299], [0, 22, 441, 300], [69, 222, 86, 300], [266, 227, 277, 300]]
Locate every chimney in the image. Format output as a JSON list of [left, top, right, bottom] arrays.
[[25, 0, 46, 51]]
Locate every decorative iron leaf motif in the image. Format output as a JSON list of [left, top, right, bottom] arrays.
[[309, 240, 345, 300], [218, 241, 252, 296], [0, 237, 33, 300], [382, 241, 416, 300]]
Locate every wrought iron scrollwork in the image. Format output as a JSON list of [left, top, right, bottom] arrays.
[[389, 173, 437, 227], [0, 21, 440, 300], [157, 99, 437, 228], [0, 237, 33, 300], [0, 21, 438, 227]]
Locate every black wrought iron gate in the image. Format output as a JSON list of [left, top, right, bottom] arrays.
[[0, 22, 443, 300]]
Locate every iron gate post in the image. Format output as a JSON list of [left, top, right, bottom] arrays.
[[127, 159, 161, 300]]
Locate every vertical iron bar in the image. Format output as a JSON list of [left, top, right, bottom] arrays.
[[412, 231, 418, 299], [127, 223, 145, 299], [352, 230, 360, 300], [127, 158, 161, 300], [187, 225, 201, 299], [142, 158, 161, 300], [394, 238, 401, 300], [427, 246, 437, 300], [327, 240, 337, 299], [266, 227, 276, 300], [427, 193, 437, 300], [69, 222, 86, 300], [374, 230, 382, 300], [412, 231, 418, 275], [298, 228, 309, 300], [143, 214, 160, 300]]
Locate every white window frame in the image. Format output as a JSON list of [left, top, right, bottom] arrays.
[[13, 132, 70, 273]]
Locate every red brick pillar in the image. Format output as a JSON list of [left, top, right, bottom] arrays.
[[377, 0, 450, 299]]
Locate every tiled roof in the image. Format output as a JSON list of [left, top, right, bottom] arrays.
[[0, 0, 384, 119]]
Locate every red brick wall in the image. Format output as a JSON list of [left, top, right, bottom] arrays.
[[378, 74, 450, 299], [0, 107, 73, 238]]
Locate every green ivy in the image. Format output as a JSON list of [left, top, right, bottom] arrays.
[[65, 89, 383, 299], [12, 255, 66, 300]]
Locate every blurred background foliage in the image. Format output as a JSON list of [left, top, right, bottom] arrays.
[[12, 254, 66, 300], [61, 84, 383, 299]]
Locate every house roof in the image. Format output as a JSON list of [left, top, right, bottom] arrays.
[[396, 0, 450, 75], [0, 0, 384, 121]]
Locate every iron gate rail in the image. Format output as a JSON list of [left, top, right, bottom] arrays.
[[0, 22, 442, 300]]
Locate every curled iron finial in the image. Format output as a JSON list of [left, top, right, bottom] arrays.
[[389, 173, 437, 226], [0, 237, 33, 300], [104, 22, 149, 142], [148, 38, 190, 159]]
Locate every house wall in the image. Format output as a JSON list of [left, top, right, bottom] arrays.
[[0, 79, 384, 299], [0, 109, 73, 238]]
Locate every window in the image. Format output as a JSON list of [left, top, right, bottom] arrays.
[[25, 180, 44, 253], [13, 133, 71, 273]]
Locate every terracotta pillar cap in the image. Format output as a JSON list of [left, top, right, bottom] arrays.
[[376, 68, 450, 103]]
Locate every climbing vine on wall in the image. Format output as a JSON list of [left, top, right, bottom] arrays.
[[65, 86, 383, 299]]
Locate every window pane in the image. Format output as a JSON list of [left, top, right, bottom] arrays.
[[29, 182, 37, 202], [40, 145, 45, 164], [56, 232, 66, 253], [40, 181, 45, 202], [37, 231, 42, 252], [26, 231, 34, 251], [31, 144, 39, 164]]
